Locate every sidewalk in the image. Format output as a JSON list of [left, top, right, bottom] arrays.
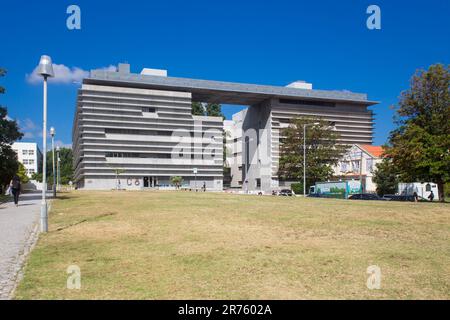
[[0, 191, 50, 299]]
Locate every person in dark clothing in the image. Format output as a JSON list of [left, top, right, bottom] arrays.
[[428, 191, 434, 202], [202, 182, 206, 192], [10, 175, 21, 207], [413, 191, 419, 202]]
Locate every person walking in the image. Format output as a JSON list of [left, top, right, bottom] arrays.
[[10, 175, 21, 207], [428, 190, 434, 202], [202, 182, 206, 192]]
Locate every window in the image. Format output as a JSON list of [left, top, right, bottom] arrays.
[[29, 159, 35, 165], [28, 150, 34, 156], [340, 162, 348, 172], [425, 183, 431, 192], [256, 178, 261, 188], [367, 159, 374, 173], [22, 150, 28, 155], [23, 159, 29, 165], [142, 107, 156, 113]]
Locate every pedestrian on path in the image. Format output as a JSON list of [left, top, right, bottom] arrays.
[[10, 175, 21, 207]]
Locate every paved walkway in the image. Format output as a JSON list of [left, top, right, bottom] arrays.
[[0, 191, 49, 299]]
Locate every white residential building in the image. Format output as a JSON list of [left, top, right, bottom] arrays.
[[333, 144, 384, 193], [11, 142, 42, 177]]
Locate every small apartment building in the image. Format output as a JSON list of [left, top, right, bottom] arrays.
[[11, 142, 42, 177], [333, 144, 384, 193]]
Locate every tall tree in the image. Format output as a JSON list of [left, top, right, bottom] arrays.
[[278, 117, 347, 190], [205, 103, 224, 119], [191, 102, 205, 116], [0, 68, 23, 191], [45, 147, 74, 185], [386, 64, 449, 202], [372, 158, 399, 196]]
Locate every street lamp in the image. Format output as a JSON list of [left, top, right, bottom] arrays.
[[303, 122, 320, 197], [50, 127, 56, 198], [56, 146, 61, 191], [37, 55, 54, 233]]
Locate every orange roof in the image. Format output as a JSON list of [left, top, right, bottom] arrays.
[[359, 145, 384, 158]]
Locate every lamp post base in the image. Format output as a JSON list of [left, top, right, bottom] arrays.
[[40, 201, 48, 233]]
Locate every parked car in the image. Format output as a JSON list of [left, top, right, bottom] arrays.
[[278, 189, 294, 196], [348, 193, 384, 200]]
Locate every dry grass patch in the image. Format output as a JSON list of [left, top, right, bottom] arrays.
[[15, 191, 450, 299]]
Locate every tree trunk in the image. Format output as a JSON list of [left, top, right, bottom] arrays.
[[437, 181, 445, 202]]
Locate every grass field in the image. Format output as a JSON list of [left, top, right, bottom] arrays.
[[15, 191, 450, 299]]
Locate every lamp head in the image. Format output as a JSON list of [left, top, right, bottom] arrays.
[[56, 146, 60, 152], [37, 55, 54, 78], [50, 127, 55, 137]]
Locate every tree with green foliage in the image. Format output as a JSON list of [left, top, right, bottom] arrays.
[[278, 117, 347, 191], [386, 64, 449, 202], [0, 68, 23, 192], [191, 102, 205, 116], [205, 103, 225, 119], [45, 147, 74, 185], [372, 158, 399, 196], [17, 162, 30, 184], [170, 176, 183, 189]]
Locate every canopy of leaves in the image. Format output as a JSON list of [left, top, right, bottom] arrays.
[[45, 147, 74, 185], [191, 102, 224, 119], [0, 69, 23, 190], [278, 117, 347, 189], [372, 158, 399, 196], [386, 64, 450, 201]]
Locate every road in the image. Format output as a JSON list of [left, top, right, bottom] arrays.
[[0, 191, 48, 299]]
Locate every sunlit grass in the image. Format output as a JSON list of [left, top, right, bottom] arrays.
[[15, 191, 450, 299]]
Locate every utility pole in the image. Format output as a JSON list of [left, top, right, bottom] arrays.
[[360, 151, 363, 193]]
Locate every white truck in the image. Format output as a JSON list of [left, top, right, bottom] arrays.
[[398, 182, 439, 201]]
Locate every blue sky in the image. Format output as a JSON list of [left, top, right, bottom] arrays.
[[0, 0, 449, 148]]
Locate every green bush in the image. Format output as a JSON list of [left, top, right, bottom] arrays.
[[291, 182, 303, 194]]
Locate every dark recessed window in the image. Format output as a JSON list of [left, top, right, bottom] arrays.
[[279, 99, 335, 108], [142, 107, 156, 113]]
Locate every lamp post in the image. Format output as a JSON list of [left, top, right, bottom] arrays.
[[37, 55, 54, 233], [56, 146, 61, 191], [50, 127, 56, 198], [303, 122, 319, 197]]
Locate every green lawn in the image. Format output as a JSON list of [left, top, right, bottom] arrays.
[[16, 191, 450, 299]]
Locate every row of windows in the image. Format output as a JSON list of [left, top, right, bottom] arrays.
[[279, 98, 336, 108], [22, 159, 35, 165], [142, 107, 156, 113], [26, 169, 35, 175], [105, 152, 217, 159], [13, 149, 35, 156], [105, 128, 173, 136], [105, 152, 171, 159]]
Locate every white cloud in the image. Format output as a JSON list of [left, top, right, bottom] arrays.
[[18, 118, 41, 139], [55, 140, 72, 149], [26, 64, 117, 85], [26, 64, 89, 84]]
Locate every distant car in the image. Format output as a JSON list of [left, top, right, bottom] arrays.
[[278, 189, 294, 196], [348, 193, 383, 200]]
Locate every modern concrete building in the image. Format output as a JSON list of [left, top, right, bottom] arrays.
[[73, 63, 377, 192], [11, 142, 42, 177], [73, 64, 224, 190]]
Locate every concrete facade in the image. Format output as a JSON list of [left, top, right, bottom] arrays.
[[73, 63, 377, 192], [73, 65, 223, 190]]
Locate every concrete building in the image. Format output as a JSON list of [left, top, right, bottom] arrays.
[[73, 64, 224, 190], [333, 144, 384, 193], [11, 142, 42, 177], [73, 63, 377, 192]]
